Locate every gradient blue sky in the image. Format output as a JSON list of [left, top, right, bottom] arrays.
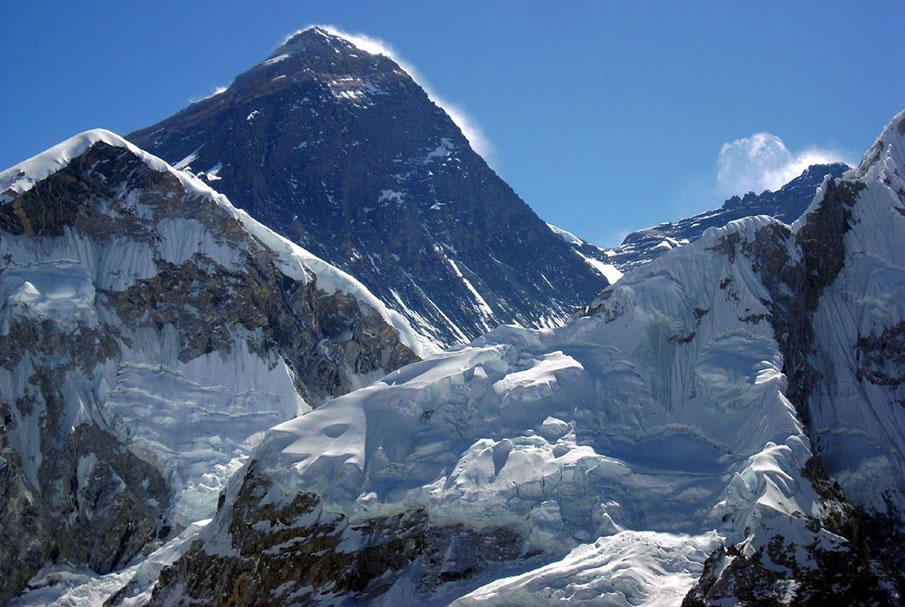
[[2, 1, 903, 246]]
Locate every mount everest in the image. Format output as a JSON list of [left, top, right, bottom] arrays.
[[1, 23, 903, 607], [129, 27, 608, 348]]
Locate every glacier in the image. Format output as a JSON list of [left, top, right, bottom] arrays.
[[144, 111, 905, 605]]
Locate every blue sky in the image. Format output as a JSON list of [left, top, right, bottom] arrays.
[[2, 1, 903, 246]]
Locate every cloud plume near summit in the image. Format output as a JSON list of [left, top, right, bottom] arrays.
[[296, 25, 494, 163], [716, 132, 850, 197]]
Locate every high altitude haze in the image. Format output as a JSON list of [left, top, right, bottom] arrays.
[[2, 1, 903, 245]]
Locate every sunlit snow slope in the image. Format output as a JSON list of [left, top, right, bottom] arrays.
[[147, 113, 905, 606]]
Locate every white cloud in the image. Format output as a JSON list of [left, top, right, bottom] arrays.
[[289, 25, 494, 163], [716, 132, 850, 197], [190, 85, 228, 104]]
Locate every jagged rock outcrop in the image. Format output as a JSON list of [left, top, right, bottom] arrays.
[[150, 465, 526, 606], [129, 26, 608, 346], [0, 131, 418, 601]]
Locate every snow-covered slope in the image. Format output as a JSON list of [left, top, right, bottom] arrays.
[[0, 130, 434, 359], [146, 114, 905, 606], [0, 130, 421, 602], [546, 222, 624, 284], [804, 114, 905, 521]]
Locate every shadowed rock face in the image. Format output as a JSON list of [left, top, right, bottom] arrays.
[[0, 401, 169, 605], [129, 27, 608, 346], [0, 140, 416, 600]]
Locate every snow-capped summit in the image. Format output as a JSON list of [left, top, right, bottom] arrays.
[[129, 28, 609, 347], [145, 109, 905, 606], [280, 25, 344, 48], [852, 106, 905, 180], [0, 130, 421, 602], [0, 128, 433, 356], [275, 26, 377, 58], [248, 26, 397, 84], [0, 129, 167, 199]]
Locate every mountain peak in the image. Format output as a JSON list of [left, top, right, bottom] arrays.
[[129, 29, 610, 347], [0, 128, 235, 210], [1, 129, 151, 199], [854, 107, 905, 179], [271, 25, 388, 62], [245, 25, 402, 88], [278, 26, 351, 53]]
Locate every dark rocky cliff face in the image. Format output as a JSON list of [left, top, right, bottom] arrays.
[[0, 139, 416, 601], [129, 27, 608, 346]]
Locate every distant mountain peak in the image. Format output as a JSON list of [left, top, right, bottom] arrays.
[[558, 162, 851, 280], [721, 162, 850, 210], [244, 25, 404, 93], [799, 161, 850, 179]]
